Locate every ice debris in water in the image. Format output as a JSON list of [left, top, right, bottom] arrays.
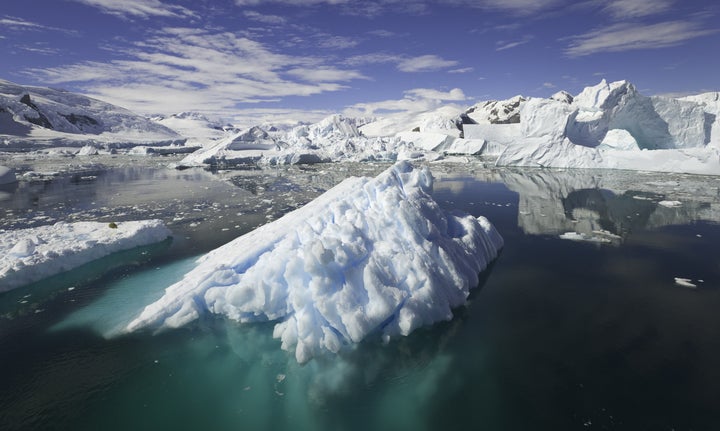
[[126, 161, 503, 363]]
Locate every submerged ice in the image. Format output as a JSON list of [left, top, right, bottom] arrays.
[[126, 162, 503, 363]]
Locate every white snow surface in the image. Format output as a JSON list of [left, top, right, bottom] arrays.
[[0, 220, 171, 292], [126, 162, 503, 363]]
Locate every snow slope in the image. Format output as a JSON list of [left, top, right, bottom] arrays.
[[0, 79, 184, 149], [0, 220, 171, 292], [126, 162, 503, 363]]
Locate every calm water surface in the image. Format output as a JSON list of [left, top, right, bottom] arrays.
[[1, 157, 719, 430]]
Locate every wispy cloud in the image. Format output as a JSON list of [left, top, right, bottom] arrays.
[[470, 0, 563, 15], [235, 0, 561, 16], [69, 0, 196, 19], [344, 53, 398, 66], [448, 67, 474, 74], [0, 16, 77, 35], [344, 87, 467, 117], [565, 20, 718, 56], [317, 35, 360, 49], [243, 10, 287, 25], [602, 0, 674, 19], [26, 27, 365, 117], [286, 67, 367, 82], [495, 34, 534, 51], [345, 52, 459, 73], [235, 0, 349, 5], [367, 29, 396, 38], [344, 88, 467, 117], [397, 55, 459, 72]]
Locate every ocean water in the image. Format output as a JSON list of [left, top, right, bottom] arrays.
[[1, 158, 719, 430]]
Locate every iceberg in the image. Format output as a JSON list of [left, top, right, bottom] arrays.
[[0, 220, 171, 292], [126, 162, 503, 363], [495, 80, 720, 175]]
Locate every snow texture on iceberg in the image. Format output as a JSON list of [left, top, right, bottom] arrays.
[[0, 220, 171, 292], [126, 162, 503, 363]]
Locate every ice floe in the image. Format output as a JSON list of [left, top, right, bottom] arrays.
[[0, 220, 171, 291]]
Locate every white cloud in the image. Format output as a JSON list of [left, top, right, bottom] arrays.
[[367, 29, 396, 38], [235, 0, 349, 5], [318, 35, 360, 49], [495, 35, 534, 51], [542, 82, 556, 88], [344, 52, 458, 72], [344, 87, 466, 117], [0, 16, 77, 34], [243, 11, 287, 25], [405, 88, 467, 101], [448, 67, 474, 74], [603, 0, 674, 19], [397, 55, 459, 72], [69, 0, 196, 19], [26, 28, 365, 117], [234, 0, 561, 16], [286, 68, 368, 82], [344, 53, 398, 66], [457, 0, 562, 15], [565, 21, 718, 56]]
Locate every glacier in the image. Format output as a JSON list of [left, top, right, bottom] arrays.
[[125, 162, 503, 363], [0, 220, 171, 292]]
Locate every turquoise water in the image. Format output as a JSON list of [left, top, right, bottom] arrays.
[[1, 161, 719, 430]]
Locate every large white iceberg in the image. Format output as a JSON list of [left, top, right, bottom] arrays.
[[0, 220, 171, 292], [495, 80, 720, 175], [126, 162, 503, 363]]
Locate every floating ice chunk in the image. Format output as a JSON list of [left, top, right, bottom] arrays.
[[126, 162, 503, 363], [558, 232, 612, 244], [0, 220, 171, 292], [658, 200, 682, 208], [674, 277, 697, 289]]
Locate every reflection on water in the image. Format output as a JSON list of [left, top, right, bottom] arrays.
[[433, 164, 720, 244], [1, 159, 719, 430]]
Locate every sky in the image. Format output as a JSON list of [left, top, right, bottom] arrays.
[[1, 0, 718, 126]]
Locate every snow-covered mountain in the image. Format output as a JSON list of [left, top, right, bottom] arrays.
[[0, 79, 184, 149]]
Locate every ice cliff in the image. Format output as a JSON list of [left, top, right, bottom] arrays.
[[126, 162, 503, 363]]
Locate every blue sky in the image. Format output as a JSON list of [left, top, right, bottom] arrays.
[[1, 0, 718, 125]]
